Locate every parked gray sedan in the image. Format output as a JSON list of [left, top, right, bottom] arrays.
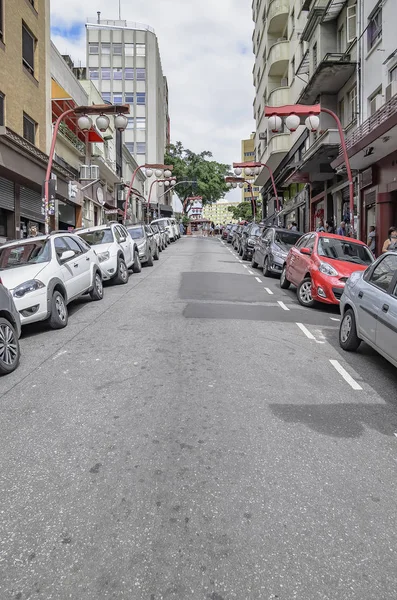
[[339, 251, 397, 368], [127, 224, 159, 266], [252, 227, 303, 276]]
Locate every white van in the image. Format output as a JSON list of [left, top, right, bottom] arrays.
[[170, 218, 180, 241]]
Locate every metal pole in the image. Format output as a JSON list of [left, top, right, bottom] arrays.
[[321, 107, 355, 235], [44, 108, 75, 234], [123, 165, 144, 222]]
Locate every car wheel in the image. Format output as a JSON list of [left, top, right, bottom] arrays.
[[297, 277, 315, 308], [132, 251, 142, 273], [251, 253, 258, 269], [263, 256, 271, 277], [280, 266, 291, 289], [48, 291, 68, 329], [114, 258, 129, 284], [0, 317, 20, 375], [339, 308, 361, 351], [154, 246, 160, 261], [146, 252, 154, 267], [90, 271, 104, 301]]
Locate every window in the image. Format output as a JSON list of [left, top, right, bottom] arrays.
[[136, 43, 145, 56], [369, 255, 397, 292], [312, 43, 318, 71], [125, 43, 134, 56], [136, 92, 146, 105], [101, 92, 111, 103], [113, 68, 123, 80], [136, 142, 146, 154], [22, 23, 35, 75], [89, 67, 99, 80], [125, 92, 134, 103], [113, 43, 122, 55], [101, 68, 111, 80], [348, 85, 357, 122], [127, 118, 134, 129], [89, 43, 99, 54], [339, 97, 345, 126], [125, 142, 134, 154], [23, 113, 36, 144], [338, 24, 346, 52], [136, 117, 146, 129], [347, 5, 357, 42], [101, 43, 111, 54], [0, 92, 4, 126], [390, 65, 397, 83], [125, 68, 134, 80], [64, 237, 82, 256], [113, 93, 123, 104], [136, 68, 146, 80], [291, 57, 295, 76], [367, 4, 382, 50]]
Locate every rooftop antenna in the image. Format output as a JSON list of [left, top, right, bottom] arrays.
[[97, 11, 101, 24]]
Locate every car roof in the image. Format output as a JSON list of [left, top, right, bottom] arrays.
[[316, 232, 368, 246], [75, 224, 114, 233]]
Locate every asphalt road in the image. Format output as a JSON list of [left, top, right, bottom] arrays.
[[1, 235, 397, 600]]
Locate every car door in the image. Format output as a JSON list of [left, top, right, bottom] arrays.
[[288, 234, 313, 285], [116, 225, 133, 266], [259, 229, 272, 267], [64, 236, 91, 295], [145, 226, 155, 255], [371, 254, 397, 361], [54, 236, 82, 299]]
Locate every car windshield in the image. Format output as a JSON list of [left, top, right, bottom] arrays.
[[151, 224, 159, 233], [275, 230, 302, 247], [250, 225, 261, 236], [128, 227, 145, 240], [318, 237, 373, 265], [0, 240, 51, 269], [79, 229, 114, 245]]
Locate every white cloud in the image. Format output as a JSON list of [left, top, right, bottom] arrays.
[[51, 0, 255, 204]]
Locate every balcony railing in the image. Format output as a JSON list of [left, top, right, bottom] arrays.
[[267, 0, 289, 32], [344, 94, 397, 151], [267, 86, 290, 107], [58, 121, 85, 154]]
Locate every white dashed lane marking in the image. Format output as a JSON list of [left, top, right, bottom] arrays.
[[264, 288, 274, 295], [296, 322, 316, 340], [330, 359, 363, 391], [248, 270, 254, 275], [255, 277, 263, 283], [277, 301, 290, 311]]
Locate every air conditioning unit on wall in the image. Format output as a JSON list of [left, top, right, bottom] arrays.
[[79, 165, 100, 181], [385, 80, 397, 102]]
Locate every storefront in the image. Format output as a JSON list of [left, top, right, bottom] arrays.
[[58, 199, 77, 231]]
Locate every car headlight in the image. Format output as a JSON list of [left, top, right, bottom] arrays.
[[13, 279, 45, 298], [272, 250, 284, 259], [319, 262, 338, 277], [97, 251, 110, 263], [248, 238, 255, 245]]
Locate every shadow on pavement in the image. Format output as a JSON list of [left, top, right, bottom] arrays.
[[269, 402, 397, 439], [20, 296, 93, 339]]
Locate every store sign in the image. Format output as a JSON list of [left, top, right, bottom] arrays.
[[360, 167, 373, 189], [104, 209, 118, 215]]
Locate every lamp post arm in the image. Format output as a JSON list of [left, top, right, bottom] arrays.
[[123, 165, 144, 221], [320, 107, 355, 231], [157, 180, 196, 201], [260, 163, 279, 213]]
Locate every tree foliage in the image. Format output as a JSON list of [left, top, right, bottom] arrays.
[[228, 202, 262, 222], [164, 142, 231, 213]]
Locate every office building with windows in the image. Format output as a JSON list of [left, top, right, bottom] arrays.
[[241, 134, 261, 203], [86, 18, 170, 201], [0, 0, 52, 241]]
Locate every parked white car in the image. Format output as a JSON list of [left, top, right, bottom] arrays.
[[77, 222, 141, 283], [170, 218, 180, 240], [152, 218, 176, 242], [0, 233, 104, 329]]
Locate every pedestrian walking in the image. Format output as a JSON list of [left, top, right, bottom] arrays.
[[325, 220, 335, 234], [367, 225, 376, 256], [336, 221, 346, 236], [382, 226, 397, 253], [290, 221, 298, 231]]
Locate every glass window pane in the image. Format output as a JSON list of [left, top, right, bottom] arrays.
[[22, 25, 35, 74], [113, 43, 122, 55], [369, 255, 397, 292], [125, 68, 134, 80], [113, 93, 123, 103], [136, 142, 146, 154], [125, 43, 134, 56], [136, 68, 146, 80], [125, 93, 134, 103], [136, 117, 146, 129], [136, 93, 146, 105], [102, 43, 111, 54], [125, 142, 134, 153], [89, 67, 99, 80], [113, 68, 123, 80], [101, 68, 111, 80], [127, 118, 134, 129], [136, 44, 145, 56], [101, 92, 111, 103], [89, 43, 99, 54]]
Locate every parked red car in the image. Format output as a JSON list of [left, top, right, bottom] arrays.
[[280, 232, 374, 307]]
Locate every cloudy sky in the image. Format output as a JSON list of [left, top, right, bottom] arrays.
[[51, 0, 255, 203]]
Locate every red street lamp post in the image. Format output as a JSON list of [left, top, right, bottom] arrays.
[[123, 163, 174, 222], [45, 104, 130, 234], [146, 177, 176, 222], [232, 161, 280, 213], [264, 104, 355, 233]]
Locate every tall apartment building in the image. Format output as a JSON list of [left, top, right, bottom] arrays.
[[0, 0, 51, 240], [85, 17, 170, 209], [202, 201, 241, 225], [241, 133, 261, 203]]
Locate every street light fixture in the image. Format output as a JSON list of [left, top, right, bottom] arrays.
[[44, 103, 130, 234], [232, 161, 280, 213], [226, 176, 259, 221], [264, 103, 355, 232], [123, 163, 174, 221]]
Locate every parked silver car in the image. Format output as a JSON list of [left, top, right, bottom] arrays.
[[339, 251, 397, 368], [127, 224, 159, 266], [0, 282, 21, 375], [150, 222, 165, 251]]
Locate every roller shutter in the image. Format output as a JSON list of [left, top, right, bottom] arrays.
[[0, 177, 15, 211], [20, 186, 44, 223]]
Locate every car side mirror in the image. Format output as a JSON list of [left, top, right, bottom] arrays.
[[300, 247, 312, 256], [60, 250, 75, 262]]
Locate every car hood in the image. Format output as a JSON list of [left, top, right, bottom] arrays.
[[135, 238, 146, 246], [320, 257, 368, 276], [92, 243, 114, 255], [0, 263, 49, 291]]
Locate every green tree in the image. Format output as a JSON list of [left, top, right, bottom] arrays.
[[228, 202, 262, 222], [164, 142, 231, 213]]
